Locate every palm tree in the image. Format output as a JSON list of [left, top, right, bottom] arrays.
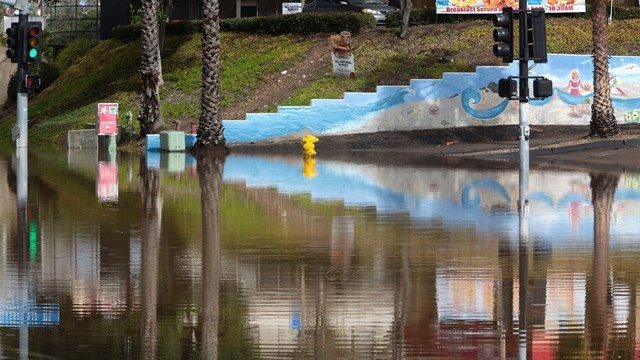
[[590, 0, 618, 137], [192, 0, 229, 155], [139, 0, 165, 137]]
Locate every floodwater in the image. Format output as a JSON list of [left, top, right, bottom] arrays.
[[0, 147, 639, 359]]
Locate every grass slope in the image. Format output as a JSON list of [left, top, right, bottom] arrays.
[[3, 18, 640, 145]]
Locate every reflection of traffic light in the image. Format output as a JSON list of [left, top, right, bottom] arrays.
[[26, 22, 42, 63], [492, 7, 513, 63], [527, 10, 548, 63], [5, 23, 19, 63]]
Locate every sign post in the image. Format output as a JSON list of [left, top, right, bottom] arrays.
[[97, 103, 119, 135]]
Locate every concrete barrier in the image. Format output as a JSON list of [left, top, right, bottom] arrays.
[[67, 129, 97, 149]]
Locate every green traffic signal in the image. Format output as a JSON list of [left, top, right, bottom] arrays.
[[26, 22, 42, 62]]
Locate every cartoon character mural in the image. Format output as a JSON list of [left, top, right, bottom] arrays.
[[563, 69, 592, 117]]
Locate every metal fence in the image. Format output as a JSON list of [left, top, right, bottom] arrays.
[[44, 0, 100, 46]]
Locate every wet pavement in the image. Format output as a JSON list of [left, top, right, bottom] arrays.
[[0, 147, 638, 359]]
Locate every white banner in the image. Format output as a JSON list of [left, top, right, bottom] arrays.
[[435, 0, 585, 14], [282, 2, 302, 14]]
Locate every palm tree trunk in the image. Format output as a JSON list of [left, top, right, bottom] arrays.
[[399, 0, 412, 39], [139, 0, 165, 137], [590, 0, 618, 137], [193, 0, 229, 155]]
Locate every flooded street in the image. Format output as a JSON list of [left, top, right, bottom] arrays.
[[0, 148, 639, 359]]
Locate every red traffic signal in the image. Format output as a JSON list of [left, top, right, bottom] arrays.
[[25, 75, 42, 90]]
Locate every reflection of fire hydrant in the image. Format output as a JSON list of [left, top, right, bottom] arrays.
[[303, 157, 317, 178], [301, 135, 319, 178], [301, 135, 318, 158]]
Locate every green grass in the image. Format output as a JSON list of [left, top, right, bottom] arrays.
[[0, 32, 315, 145]]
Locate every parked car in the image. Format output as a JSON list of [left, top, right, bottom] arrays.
[[301, 0, 398, 26]]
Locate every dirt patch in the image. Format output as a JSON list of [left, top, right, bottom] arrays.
[[222, 37, 333, 120]]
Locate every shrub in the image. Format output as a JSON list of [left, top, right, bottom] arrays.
[[386, 7, 490, 27], [112, 24, 141, 42], [5, 61, 60, 104], [53, 37, 99, 71], [220, 12, 376, 34], [112, 12, 376, 42]]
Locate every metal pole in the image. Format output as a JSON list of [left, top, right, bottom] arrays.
[[16, 0, 28, 149], [519, 0, 529, 174]]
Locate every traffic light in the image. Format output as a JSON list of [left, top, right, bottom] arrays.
[[533, 77, 553, 98], [25, 75, 42, 90], [527, 10, 547, 63], [25, 22, 42, 63], [5, 23, 19, 63], [498, 78, 517, 99], [493, 7, 514, 63]]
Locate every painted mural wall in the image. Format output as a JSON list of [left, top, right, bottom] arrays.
[[222, 54, 640, 144]]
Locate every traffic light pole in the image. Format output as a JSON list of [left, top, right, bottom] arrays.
[[517, 0, 530, 223], [17, 14, 28, 149], [518, 0, 529, 175], [16, 9, 28, 149]]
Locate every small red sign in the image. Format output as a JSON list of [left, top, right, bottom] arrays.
[[97, 103, 119, 135]]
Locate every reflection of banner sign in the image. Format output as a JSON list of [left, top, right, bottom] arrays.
[[282, 2, 302, 14], [97, 162, 119, 202], [330, 31, 356, 77], [435, 0, 585, 13], [0, 303, 60, 327], [97, 103, 119, 135]]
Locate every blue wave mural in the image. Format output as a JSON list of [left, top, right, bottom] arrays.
[[555, 88, 593, 106], [143, 53, 640, 148], [460, 87, 509, 120], [223, 87, 416, 143]]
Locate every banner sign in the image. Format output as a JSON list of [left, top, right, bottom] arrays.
[[97, 103, 119, 135], [282, 2, 302, 14], [435, 0, 585, 14], [330, 31, 356, 78]]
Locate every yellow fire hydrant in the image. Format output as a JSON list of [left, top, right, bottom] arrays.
[[301, 135, 319, 158], [301, 135, 319, 178]]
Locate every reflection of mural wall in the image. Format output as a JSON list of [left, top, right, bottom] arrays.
[[224, 155, 640, 244], [223, 54, 640, 143]]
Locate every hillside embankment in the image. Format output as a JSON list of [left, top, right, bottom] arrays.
[[2, 18, 640, 148]]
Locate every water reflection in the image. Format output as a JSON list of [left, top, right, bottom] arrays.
[[198, 156, 222, 359], [140, 158, 161, 359], [1, 150, 640, 358]]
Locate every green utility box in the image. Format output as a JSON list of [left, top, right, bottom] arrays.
[[159, 131, 185, 151]]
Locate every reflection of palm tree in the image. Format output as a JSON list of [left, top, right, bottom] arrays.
[[586, 172, 619, 356], [140, 158, 162, 360], [198, 155, 224, 359]]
